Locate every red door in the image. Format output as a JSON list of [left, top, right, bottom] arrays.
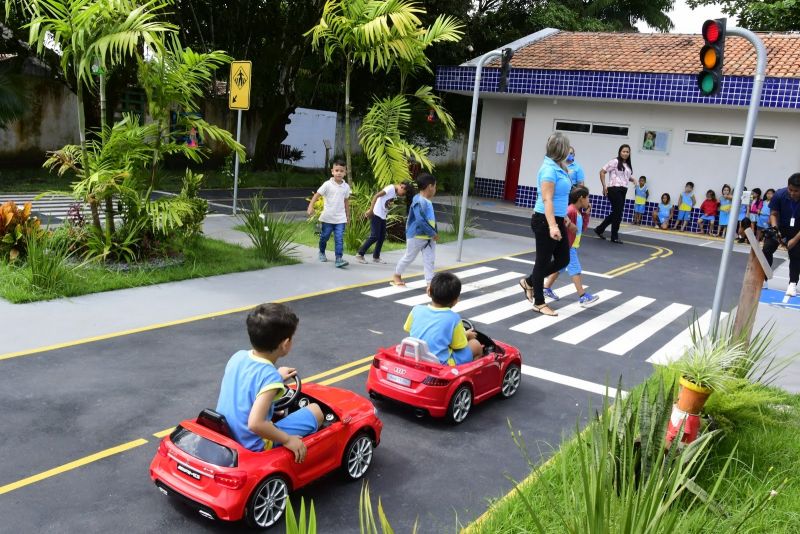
[[504, 118, 525, 201]]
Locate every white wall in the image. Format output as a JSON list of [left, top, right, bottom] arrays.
[[284, 107, 337, 168], [493, 97, 800, 200], [474, 99, 527, 181]]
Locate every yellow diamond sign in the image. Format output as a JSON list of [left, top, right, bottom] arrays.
[[229, 60, 252, 110]]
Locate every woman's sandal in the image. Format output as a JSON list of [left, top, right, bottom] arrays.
[[532, 303, 558, 316], [518, 279, 534, 302]]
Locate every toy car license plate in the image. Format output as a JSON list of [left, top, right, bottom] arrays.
[[176, 463, 201, 480], [387, 373, 411, 387]]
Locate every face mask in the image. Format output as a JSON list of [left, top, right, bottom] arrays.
[[566, 154, 575, 163]]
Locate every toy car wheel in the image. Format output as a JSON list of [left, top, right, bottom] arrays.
[[341, 432, 373, 480], [447, 385, 472, 424], [500, 364, 521, 398], [245, 475, 289, 529]]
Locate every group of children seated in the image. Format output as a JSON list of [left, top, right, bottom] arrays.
[[632, 177, 776, 240]]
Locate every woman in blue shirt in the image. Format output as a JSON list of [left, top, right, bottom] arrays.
[[519, 132, 574, 316]]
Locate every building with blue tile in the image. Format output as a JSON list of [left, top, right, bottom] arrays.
[[435, 29, 800, 231]]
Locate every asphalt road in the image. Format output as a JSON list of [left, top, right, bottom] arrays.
[[0, 233, 749, 533]]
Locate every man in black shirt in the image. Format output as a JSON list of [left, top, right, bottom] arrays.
[[762, 173, 800, 296]]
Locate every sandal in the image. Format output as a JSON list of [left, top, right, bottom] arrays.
[[519, 279, 534, 302], [532, 303, 558, 316], [390, 280, 406, 287]]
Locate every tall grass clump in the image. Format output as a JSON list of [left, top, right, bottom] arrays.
[[24, 229, 74, 293], [447, 188, 476, 238], [239, 194, 298, 262]]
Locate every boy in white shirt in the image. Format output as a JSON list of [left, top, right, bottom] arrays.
[[356, 181, 410, 264], [307, 160, 351, 268]]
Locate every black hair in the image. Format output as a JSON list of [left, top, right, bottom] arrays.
[[569, 185, 589, 204], [741, 217, 752, 229], [616, 144, 632, 172], [639, 176, 647, 182], [661, 193, 671, 204], [246, 303, 299, 353], [789, 173, 800, 187], [706, 189, 716, 200], [751, 187, 762, 199], [765, 188, 775, 197], [429, 272, 461, 307], [722, 183, 731, 193], [404, 179, 418, 215], [416, 172, 437, 191], [686, 181, 694, 188], [331, 159, 347, 169]]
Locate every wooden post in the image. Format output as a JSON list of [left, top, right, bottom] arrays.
[[732, 228, 773, 344]]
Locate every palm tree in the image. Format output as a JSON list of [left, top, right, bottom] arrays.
[[306, 0, 444, 180], [13, 0, 175, 229]]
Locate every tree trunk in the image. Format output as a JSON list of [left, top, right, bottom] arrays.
[[344, 59, 353, 181]]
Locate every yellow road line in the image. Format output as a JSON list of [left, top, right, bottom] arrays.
[[603, 262, 638, 276], [305, 355, 375, 382], [0, 250, 533, 363], [601, 242, 673, 278], [317, 364, 373, 386], [153, 428, 174, 438], [0, 439, 149, 496]]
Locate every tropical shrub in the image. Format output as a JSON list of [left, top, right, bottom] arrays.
[[0, 201, 40, 261], [238, 194, 298, 262], [24, 228, 74, 293]]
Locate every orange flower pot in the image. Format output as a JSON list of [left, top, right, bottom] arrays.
[[677, 377, 713, 415]]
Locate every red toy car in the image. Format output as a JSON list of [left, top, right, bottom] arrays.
[[366, 320, 522, 423], [149, 376, 382, 530]]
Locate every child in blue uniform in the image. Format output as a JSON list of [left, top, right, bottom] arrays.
[[757, 188, 775, 240], [403, 272, 482, 365], [633, 176, 649, 225], [216, 303, 324, 461], [675, 182, 696, 231], [652, 193, 673, 230], [717, 184, 732, 237]]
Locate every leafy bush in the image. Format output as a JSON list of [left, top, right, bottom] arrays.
[[0, 201, 40, 261], [238, 194, 298, 262]]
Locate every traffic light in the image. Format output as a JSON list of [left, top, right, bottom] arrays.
[[498, 47, 514, 92], [697, 18, 727, 96]]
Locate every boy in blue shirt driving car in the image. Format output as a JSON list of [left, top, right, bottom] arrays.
[[216, 303, 324, 462], [403, 272, 483, 365]]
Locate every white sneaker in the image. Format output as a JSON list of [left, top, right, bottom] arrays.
[[787, 282, 797, 297]]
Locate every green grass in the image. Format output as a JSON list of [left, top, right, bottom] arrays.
[[0, 237, 297, 303], [285, 220, 469, 254], [466, 372, 800, 533]]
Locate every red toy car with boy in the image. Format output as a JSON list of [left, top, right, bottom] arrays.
[[366, 320, 522, 423], [149, 376, 382, 530]]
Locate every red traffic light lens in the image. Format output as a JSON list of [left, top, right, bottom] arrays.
[[703, 20, 721, 43]]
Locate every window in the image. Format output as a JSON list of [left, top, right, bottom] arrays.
[[554, 120, 628, 137], [554, 120, 590, 133], [591, 123, 629, 137], [686, 131, 776, 150]]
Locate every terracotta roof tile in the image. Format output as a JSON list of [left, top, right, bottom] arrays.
[[492, 31, 800, 78]]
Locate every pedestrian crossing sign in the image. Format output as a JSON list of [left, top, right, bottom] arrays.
[[229, 61, 252, 111]]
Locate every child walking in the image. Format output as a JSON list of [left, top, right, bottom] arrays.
[[717, 184, 732, 237], [696, 189, 719, 235], [675, 181, 696, 231], [652, 193, 673, 230], [356, 181, 410, 264], [633, 176, 649, 225], [393, 173, 438, 287], [542, 186, 599, 307], [307, 160, 351, 268]]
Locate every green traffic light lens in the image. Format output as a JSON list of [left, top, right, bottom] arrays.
[[700, 74, 716, 95]]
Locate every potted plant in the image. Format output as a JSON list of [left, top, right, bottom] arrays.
[[671, 337, 745, 414]]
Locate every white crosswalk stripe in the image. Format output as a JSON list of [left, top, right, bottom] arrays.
[[600, 303, 692, 355], [360, 266, 705, 360], [361, 266, 495, 298], [469, 283, 584, 324], [553, 296, 655, 345], [395, 271, 524, 307], [510, 289, 621, 334]]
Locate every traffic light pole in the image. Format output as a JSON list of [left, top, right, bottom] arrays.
[[457, 50, 503, 262], [710, 27, 767, 335]]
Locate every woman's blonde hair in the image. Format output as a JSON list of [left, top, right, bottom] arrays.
[[545, 132, 571, 162]]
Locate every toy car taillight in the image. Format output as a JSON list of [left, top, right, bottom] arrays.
[[157, 438, 169, 457], [372, 358, 380, 368], [214, 471, 247, 490], [422, 376, 449, 386]]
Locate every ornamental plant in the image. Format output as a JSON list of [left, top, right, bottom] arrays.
[[0, 201, 41, 261]]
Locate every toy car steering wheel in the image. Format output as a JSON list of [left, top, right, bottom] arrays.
[[462, 319, 475, 332], [273, 373, 302, 411]]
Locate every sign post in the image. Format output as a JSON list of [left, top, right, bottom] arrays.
[[229, 60, 252, 215]]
